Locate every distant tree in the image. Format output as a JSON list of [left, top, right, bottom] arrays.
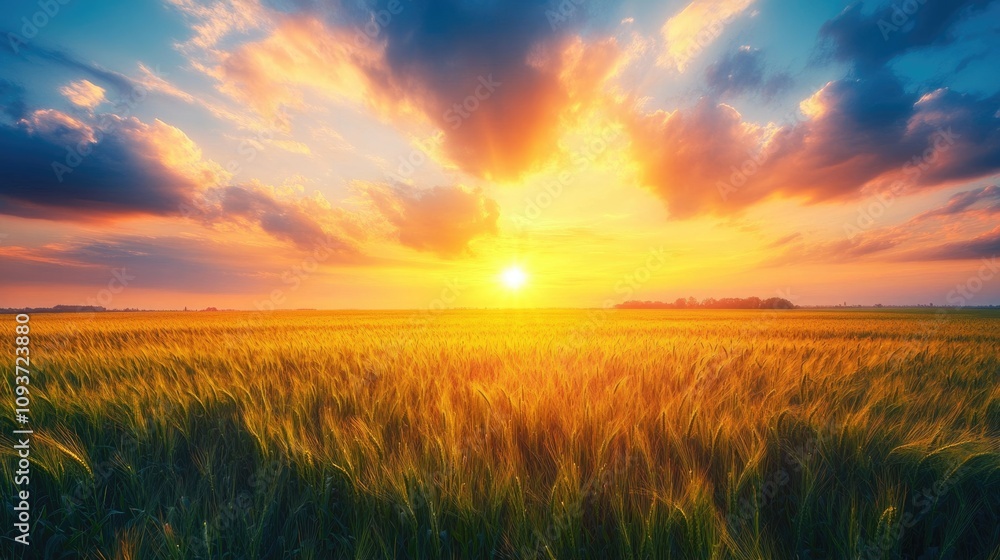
[[614, 296, 796, 310], [760, 297, 795, 309]]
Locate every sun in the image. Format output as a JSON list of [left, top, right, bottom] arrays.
[[500, 265, 528, 290]]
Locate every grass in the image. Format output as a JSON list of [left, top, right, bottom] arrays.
[[2, 309, 999, 559]]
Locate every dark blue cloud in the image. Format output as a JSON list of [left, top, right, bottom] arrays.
[[820, 0, 998, 71], [901, 229, 1000, 261], [0, 44, 183, 218], [0, 115, 361, 253], [0, 79, 27, 120], [910, 89, 1000, 186], [704, 47, 793, 100], [0, 83, 358, 252], [766, 70, 1000, 197], [915, 185, 1000, 220], [0, 113, 198, 220], [370, 0, 581, 179]]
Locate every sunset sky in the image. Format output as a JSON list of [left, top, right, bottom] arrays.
[[2, 0, 999, 309]]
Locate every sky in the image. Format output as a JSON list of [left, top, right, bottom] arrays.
[[1, 0, 999, 309]]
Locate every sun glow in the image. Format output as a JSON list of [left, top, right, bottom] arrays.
[[500, 265, 528, 290]]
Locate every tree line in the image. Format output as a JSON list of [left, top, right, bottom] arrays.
[[615, 296, 796, 309]]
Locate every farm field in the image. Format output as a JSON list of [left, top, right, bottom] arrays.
[[3, 309, 1000, 559]]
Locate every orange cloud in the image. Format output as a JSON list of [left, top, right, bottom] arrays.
[[627, 71, 1000, 218], [59, 80, 106, 109], [626, 99, 765, 217], [214, 16, 390, 127], [207, 13, 625, 182], [166, 0, 268, 52], [765, 185, 1000, 266], [365, 184, 499, 258]]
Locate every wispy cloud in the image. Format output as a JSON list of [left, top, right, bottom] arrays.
[[657, 0, 755, 72], [59, 79, 106, 109]]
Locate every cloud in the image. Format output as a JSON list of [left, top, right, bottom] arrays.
[[912, 185, 1000, 221], [767, 185, 1000, 266], [60, 80, 106, 109], [704, 46, 792, 100], [792, 225, 1000, 264], [191, 183, 363, 253], [629, 1, 1000, 220], [203, 3, 624, 180], [135, 63, 195, 104], [903, 226, 1000, 261], [628, 69, 1000, 217], [625, 99, 766, 218], [766, 232, 802, 249], [765, 231, 907, 266], [0, 104, 360, 255], [819, 0, 998, 71], [212, 16, 380, 127], [0, 109, 226, 220], [0, 235, 289, 294], [165, 0, 269, 52], [365, 184, 499, 257], [658, 0, 756, 72], [0, 79, 28, 120], [766, 76, 1000, 201], [4, 42, 137, 97]]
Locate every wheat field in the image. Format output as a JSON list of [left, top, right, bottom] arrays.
[[2, 309, 999, 559]]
